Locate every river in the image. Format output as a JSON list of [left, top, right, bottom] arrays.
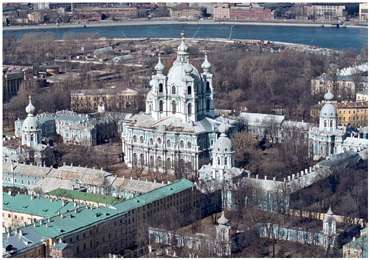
[[3, 23, 368, 51]]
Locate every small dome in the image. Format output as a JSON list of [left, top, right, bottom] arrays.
[[324, 90, 334, 101], [217, 211, 229, 225], [320, 103, 336, 118], [177, 32, 188, 54], [167, 62, 201, 86], [154, 54, 164, 72], [201, 54, 211, 70], [22, 115, 39, 131], [25, 96, 35, 115], [214, 124, 233, 153]]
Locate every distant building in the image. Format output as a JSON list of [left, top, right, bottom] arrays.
[[169, 4, 202, 19], [359, 3, 368, 22], [71, 87, 146, 114], [310, 63, 368, 98], [305, 4, 345, 21], [342, 227, 368, 258], [3, 66, 29, 103], [356, 89, 368, 102], [213, 4, 273, 21], [73, 7, 139, 21], [337, 101, 368, 127]]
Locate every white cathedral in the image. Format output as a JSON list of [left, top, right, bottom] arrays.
[[121, 34, 238, 174]]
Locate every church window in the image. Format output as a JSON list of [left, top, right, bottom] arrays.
[[157, 157, 162, 168], [206, 82, 211, 93], [159, 83, 163, 93], [187, 86, 192, 95], [167, 139, 171, 147], [166, 158, 171, 169], [180, 140, 184, 148], [140, 154, 144, 165], [159, 100, 163, 112], [188, 103, 192, 115], [187, 142, 191, 149], [133, 135, 137, 143], [140, 136, 144, 143], [150, 138, 153, 145], [149, 104, 152, 112], [172, 86, 176, 94], [206, 99, 210, 112], [30, 134, 34, 142], [133, 154, 137, 166], [149, 156, 154, 167], [172, 101, 176, 114], [224, 157, 228, 165], [324, 120, 327, 127], [157, 138, 162, 144], [329, 120, 333, 128], [217, 157, 220, 165]]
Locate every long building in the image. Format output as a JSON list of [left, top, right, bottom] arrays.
[[3, 179, 197, 258]]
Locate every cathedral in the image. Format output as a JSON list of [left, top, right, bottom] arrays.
[[121, 34, 237, 174]]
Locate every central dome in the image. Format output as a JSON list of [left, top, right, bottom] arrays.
[[167, 61, 201, 86]]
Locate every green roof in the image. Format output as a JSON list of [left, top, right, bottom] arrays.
[[3, 192, 77, 218], [346, 227, 368, 258], [47, 189, 122, 205], [19, 179, 194, 239]]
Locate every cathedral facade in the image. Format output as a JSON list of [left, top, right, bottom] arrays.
[[121, 34, 237, 174]]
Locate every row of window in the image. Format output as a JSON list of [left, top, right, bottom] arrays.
[[158, 82, 211, 95], [132, 135, 193, 148]]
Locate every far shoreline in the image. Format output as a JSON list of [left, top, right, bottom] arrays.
[[3, 19, 368, 31]]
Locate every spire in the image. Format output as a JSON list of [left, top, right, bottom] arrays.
[[25, 95, 35, 115], [326, 206, 333, 215], [201, 49, 211, 72], [154, 53, 164, 74], [177, 32, 188, 63]]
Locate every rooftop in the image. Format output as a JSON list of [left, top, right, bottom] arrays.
[[47, 188, 122, 205], [3, 179, 194, 249], [3, 192, 77, 218]]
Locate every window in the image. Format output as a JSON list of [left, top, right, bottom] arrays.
[[166, 158, 171, 169], [172, 85, 176, 94], [30, 134, 34, 142], [180, 140, 184, 148], [157, 138, 162, 144], [133, 135, 137, 143], [140, 136, 144, 143], [206, 82, 211, 93], [188, 103, 192, 115], [167, 139, 171, 147], [150, 138, 153, 145], [187, 142, 191, 149], [159, 100, 163, 112], [140, 154, 144, 165], [218, 157, 220, 165], [172, 101, 176, 114], [157, 157, 162, 168], [159, 83, 163, 93], [188, 86, 192, 95], [224, 157, 228, 165], [206, 99, 210, 112]]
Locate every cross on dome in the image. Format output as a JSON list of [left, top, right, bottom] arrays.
[[25, 95, 36, 115], [154, 53, 164, 73]]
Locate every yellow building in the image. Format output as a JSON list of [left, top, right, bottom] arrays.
[[337, 101, 368, 127]]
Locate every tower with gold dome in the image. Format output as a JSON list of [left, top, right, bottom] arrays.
[[21, 96, 41, 148]]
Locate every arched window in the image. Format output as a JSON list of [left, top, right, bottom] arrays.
[[133, 153, 137, 166], [329, 120, 333, 128], [187, 141, 191, 149], [159, 83, 163, 93], [172, 101, 176, 114], [224, 157, 228, 166], [159, 100, 163, 112], [206, 82, 211, 93], [149, 104, 152, 112], [188, 103, 192, 115], [157, 157, 162, 168], [140, 154, 144, 165], [157, 138, 162, 144], [217, 157, 220, 165], [324, 120, 327, 128], [149, 138, 153, 145], [149, 156, 154, 167], [167, 139, 171, 147], [133, 135, 137, 143], [172, 85, 176, 94], [180, 140, 184, 148], [187, 86, 192, 95], [30, 134, 34, 142], [206, 99, 210, 112], [166, 158, 171, 169], [140, 136, 144, 143]]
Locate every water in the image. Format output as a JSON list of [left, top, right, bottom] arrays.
[[3, 23, 368, 51]]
